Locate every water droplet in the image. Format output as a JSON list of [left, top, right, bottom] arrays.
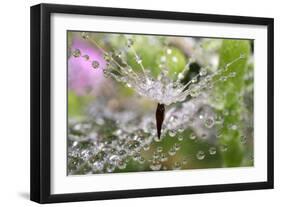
[[191, 77, 198, 83], [178, 125, 185, 132], [143, 144, 150, 151], [240, 135, 247, 144], [166, 48, 172, 55], [178, 73, 185, 80], [216, 130, 223, 138], [200, 68, 207, 76], [169, 115, 177, 122], [138, 156, 145, 164], [177, 135, 184, 141], [182, 158, 188, 165], [209, 147, 217, 155], [126, 82, 132, 88], [215, 95, 223, 102], [196, 151, 205, 160], [223, 110, 229, 116], [109, 155, 120, 165], [190, 133, 197, 140], [96, 117, 104, 125], [219, 76, 227, 82], [157, 146, 163, 153], [114, 129, 122, 136], [103, 69, 110, 78], [174, 143, 181, 151], [103, 53, 111, 62], [220, 144, 228, 152], [106, 164, 115, 173], [169, 129, 177, 137], [190, 88, 199, 97], [207, 82, 213, 89], [215, 114, 224, 124], [160, 56, 166, 63], [154, 136, 163, 142], [72, 141, 78, 147], [150, 161, 162, 171], [118, 149, 127, 157], [81, 32, 89, 39], [72, 49, 81, 57], [205, 75, 212, 82], [114, 50, 122, 58], [127, 38, 134, 47], [117, 160, 127, 169], [92, 60, 100, 69], [168, 147, 176, 156], [249, 155, 254, 162], [199, 114, 204, 120], [204, 117, 215, 128], [201, 133, 207, 140], [229, 72, 236, 78], [229, 124, 238, 130], [173, 161, 182, 170], [81, 55, 89, 61], [132, 153, 141, 161], [172, 56, 178, 62], [160, 153, 168, 162], [135, 55, 142, 64], [92, 161, 104, 172]]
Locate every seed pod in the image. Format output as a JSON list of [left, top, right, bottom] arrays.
[[155, 103, 165, 139]]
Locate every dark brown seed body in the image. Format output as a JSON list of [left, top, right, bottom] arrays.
[[155, 103, 165, 139]]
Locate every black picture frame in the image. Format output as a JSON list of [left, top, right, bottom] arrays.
[[30, 3, 274, 204]]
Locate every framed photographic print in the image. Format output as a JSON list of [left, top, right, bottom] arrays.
[[30, 3, 274, 203]]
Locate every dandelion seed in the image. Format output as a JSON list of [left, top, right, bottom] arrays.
[[84, 35, 245, 140]]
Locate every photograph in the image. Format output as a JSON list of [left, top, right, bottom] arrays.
[[67, 31, 254, 175], [29, 3, 273, 203]]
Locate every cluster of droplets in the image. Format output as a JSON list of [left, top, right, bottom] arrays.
[[68, 120, 153, 174], [67, 89, 252, 174], [73, 32, 245, 105], [71, 47, 101, 69]]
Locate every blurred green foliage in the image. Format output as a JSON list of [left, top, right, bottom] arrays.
[[215, 39, 251, 166]]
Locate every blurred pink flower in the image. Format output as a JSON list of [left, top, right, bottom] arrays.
[[68, 36, 106, 96]]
